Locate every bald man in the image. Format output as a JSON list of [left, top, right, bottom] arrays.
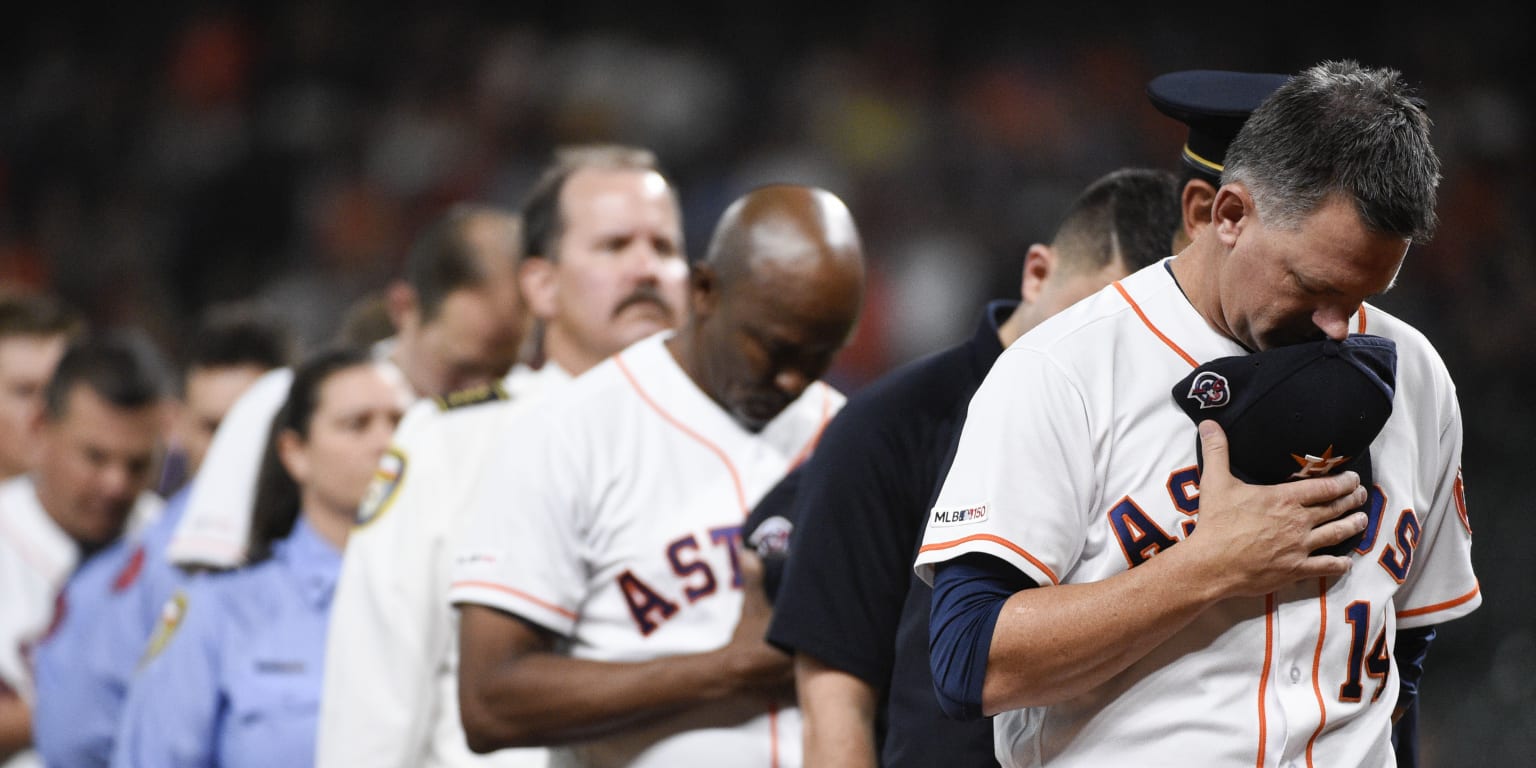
[[450, 185, 865, 767]]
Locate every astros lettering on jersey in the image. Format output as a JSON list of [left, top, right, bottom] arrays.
[[451, 332, 842, 768], [914, 261, 1479, 768]]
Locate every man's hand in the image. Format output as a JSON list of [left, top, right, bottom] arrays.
[[1182, 419, 1370, 598], [717, 546, 793, 696]]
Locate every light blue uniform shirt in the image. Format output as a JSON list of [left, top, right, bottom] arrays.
[[110, 517, 341, 768], [34, 489, 192, 768]]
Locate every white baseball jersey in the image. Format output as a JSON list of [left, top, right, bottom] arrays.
[[0, 475, 162, 768], [914, 261, 1480, 768], [317, 363, 570, 768], [450, 333, 842, 768], [168, 340, 412, 568]]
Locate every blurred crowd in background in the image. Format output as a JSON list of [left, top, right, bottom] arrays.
[[1, 1, 1531, 763]]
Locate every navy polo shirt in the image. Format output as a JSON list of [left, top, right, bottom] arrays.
[[748, 300, 1015, 768]]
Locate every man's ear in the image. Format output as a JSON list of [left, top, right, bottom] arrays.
[[385, 280, 420, 334], [1020, 244, 1057, 305], [1181, 179, 1219, 246], [688, 263, 719, 319], [518, 257, 559, 321], [1212, 183, 1254, 247]]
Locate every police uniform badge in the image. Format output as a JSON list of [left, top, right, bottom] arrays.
[[357, 446, 407, 527], [141, 591, 190, 667]]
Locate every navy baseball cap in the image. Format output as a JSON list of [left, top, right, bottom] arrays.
[[1171, 335, 1397, 555], [1147, 70, 1291, 185]]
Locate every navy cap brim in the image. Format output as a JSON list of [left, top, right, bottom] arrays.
[[1147, 70, 1291, 182]]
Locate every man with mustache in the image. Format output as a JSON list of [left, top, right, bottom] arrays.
[[451, 184, 866, 767], [318, 145, 688, 768]]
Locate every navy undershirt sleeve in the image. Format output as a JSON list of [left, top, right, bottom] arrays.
[[1390, 625, 1435, 768], [929, 554, 1037, 721]]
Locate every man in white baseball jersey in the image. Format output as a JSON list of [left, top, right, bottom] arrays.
[[451, 184, 866, 767], [317, 145, 689, 768], [916, 60, 1480, 767], [0, 333, 168, 768], [166, 204, 526, 569]]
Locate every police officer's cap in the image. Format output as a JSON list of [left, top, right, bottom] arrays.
[[1147, 70, 1290, 184]]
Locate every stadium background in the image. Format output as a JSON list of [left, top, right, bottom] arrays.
[[2, 1, 1530, 763]]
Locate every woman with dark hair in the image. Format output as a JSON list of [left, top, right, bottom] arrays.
[[112, 348, 407, 768]]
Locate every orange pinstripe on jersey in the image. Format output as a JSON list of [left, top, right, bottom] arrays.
[[615, 354, 749, 516], [1305, 578, 1331, 768], [1255, 593, 1275, 768], [1113, 281, 1199, 368], [616, 351, 803, 768], [1397, 583, 1481, 619], [918, 533, 1061, 586], [785, 388, 833, 471], [450, 580, 579, 620]]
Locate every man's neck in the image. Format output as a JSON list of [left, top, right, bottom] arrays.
[[543, 329, 603, 378]]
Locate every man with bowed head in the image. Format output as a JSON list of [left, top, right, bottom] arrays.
[[451, 184, 865, 767], [917, 61, 1479, 767], [318, 145, 689, 768]]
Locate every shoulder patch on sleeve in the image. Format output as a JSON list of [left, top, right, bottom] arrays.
[[113, 545, 148, 592], [356, 447, 408, 527], [434, 382, 509, 411], [141, 590, 190, 667]]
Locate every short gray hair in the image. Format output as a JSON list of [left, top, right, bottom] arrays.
[[1222, 60, 1440, 243]]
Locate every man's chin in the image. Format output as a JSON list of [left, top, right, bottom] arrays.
[[614, 312, 675, 340]]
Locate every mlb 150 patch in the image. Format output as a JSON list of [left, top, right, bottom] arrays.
[[931, 504, 990, 527]]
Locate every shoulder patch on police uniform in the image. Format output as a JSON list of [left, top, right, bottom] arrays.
[[141, 591, 189, 667], [434, 382, 509, 411], [356, 446, 407, 527]]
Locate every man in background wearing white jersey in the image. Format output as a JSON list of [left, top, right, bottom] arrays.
[[317, 145, 689, 768], [451, 184, 865, 767], [164, 203, 525, 569]]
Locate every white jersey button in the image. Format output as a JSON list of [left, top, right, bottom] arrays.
[[1289, 666, 1302, 683]]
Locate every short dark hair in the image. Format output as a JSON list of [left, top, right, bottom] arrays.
[[1222, 60, 1440, 243], [44, 331, 171, 420], [247, 346, 374, 564], [405, 204, 518, 323], [0, 293, 85, 342], [1052, 168, 1183, 274], [519, 145, 671, 262], [187, 304, 293, 373]]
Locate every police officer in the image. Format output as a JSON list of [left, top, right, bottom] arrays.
[[32, 308, 291, 768], [111, 348, 409, 768]]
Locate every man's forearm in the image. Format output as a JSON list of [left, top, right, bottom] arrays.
[[981, 544, 1226, 713], [796, 655, 877, 768], [462, 645, 767, 751]]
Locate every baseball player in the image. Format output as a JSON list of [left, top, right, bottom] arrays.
[[915, 61, 1480, 767], [0, 333, 168, 768], [316, 145, 689, 768], [165, 204, 525, 570], [30, 307, 290, 768], [449, 184, 865, 767], [754, 166, 1182, 768]]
